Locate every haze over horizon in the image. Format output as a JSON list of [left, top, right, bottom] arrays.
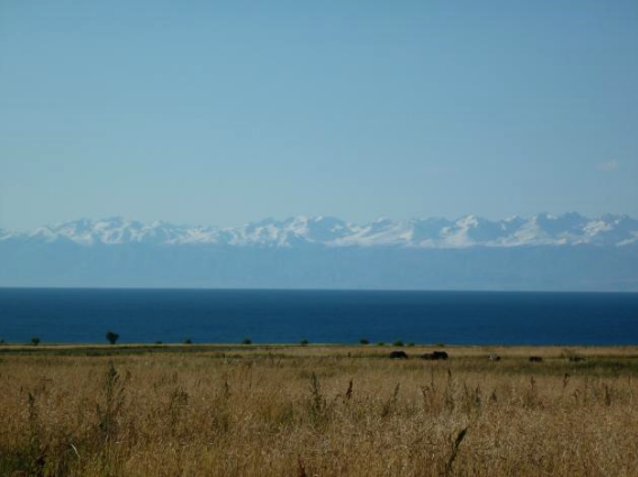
[[2, 1, 637, 231]]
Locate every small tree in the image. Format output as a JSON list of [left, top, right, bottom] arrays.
[[184, 338, 192, 345], [106, 331, 119, 345], [31, 337, 40, 346], [393, 340, 404, 347], [300, 339, 309, 346], [242, 338, 252, 345], [359, 338, 369, 345]]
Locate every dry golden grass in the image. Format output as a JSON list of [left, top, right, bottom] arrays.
[[1, 344, 638, 476]]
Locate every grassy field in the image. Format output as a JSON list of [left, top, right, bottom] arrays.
[[1, 344, 638, 476]]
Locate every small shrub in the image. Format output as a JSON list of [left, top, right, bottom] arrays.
[[377, 342, 385, 346], [359, 339, 369, 345], [242, 338, 252, 345], [105, 331, 119, 345], [31, 337, 40, 346], [408, 342, 415, 347], [300, 339, 309, 346], [393, 340, 404, 347], [184, 338, 193, 345]]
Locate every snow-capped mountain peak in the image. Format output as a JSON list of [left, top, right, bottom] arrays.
[[2, 213, 637, 248]]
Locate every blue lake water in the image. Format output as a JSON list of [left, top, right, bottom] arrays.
[[0, 288, 637, 345]]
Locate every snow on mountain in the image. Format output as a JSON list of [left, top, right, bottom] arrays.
[[208, 216, 354, 247], [2, 213, 637, 248], [332, 218, 412, 247], [22, 217, 204, 246]]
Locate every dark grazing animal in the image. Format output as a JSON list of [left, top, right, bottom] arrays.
[[389, 350, 409, 360], [421, 351, 449, 360], [529, 356, 543, 362]]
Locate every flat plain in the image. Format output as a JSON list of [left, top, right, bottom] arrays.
[[1, 344, 638, 476]]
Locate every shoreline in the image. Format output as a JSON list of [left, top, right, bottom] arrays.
[[2, 342, 638, 357]]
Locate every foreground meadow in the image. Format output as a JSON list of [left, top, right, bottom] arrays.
[[1, 345, 638, 476]]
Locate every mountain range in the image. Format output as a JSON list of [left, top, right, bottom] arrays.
[[2, 213, 637, 290], [2, 213, 638, 249]]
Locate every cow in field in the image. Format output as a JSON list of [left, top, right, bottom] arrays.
[[421, 351, 449, 360], [389, 350, 409, 359], [529, 356, 543, 363]]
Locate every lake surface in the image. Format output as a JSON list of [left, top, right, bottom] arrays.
[[1, 288, 637, 345]]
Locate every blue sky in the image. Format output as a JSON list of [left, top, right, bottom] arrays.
[[1, 0, 637, 230]]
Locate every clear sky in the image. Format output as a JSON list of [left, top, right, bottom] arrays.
[[1, 1, 637, 230]]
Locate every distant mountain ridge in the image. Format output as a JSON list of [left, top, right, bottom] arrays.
[[3, 213, 638, 249], [3, 213, 637, 290]]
